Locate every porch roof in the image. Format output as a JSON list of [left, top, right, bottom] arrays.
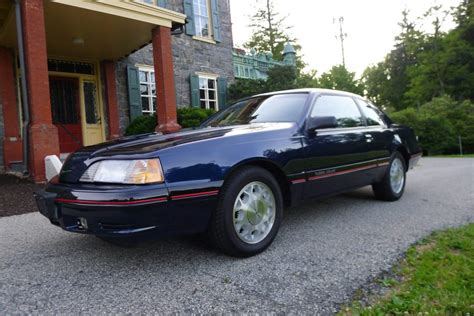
[[0, 0, 186, 60]]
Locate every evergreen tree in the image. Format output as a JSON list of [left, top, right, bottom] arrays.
[[244, 0, 305, 71]]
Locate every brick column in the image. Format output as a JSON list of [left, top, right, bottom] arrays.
[[0, 47, 23, 170], [21, 0, 60, 182], [102, 61, 121, 139], [152, 26, 181, 134]]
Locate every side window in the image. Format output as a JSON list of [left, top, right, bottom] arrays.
[[184, 0, 221, 42], [190, 74, 227, 110], [356, 99, 386, 126], [311, 95, 364, 128]]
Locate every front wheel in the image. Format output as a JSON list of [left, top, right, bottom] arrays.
[[208, 166, 283, 257], [372, 152, 407, 201]]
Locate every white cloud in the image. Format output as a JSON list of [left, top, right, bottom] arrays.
[[230, 0, 461, 77]]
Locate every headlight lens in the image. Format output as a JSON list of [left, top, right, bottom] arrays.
[[80, 159, 164, 184]]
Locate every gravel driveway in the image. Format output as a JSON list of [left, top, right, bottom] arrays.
[[0, 158, 473, 314]]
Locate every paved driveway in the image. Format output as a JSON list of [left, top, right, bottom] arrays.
[[0, 158, 473, 314]]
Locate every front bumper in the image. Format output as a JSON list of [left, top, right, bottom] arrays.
[[34, 183, 219, 237]]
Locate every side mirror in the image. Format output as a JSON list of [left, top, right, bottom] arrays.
[[306, 116, 338, 132]]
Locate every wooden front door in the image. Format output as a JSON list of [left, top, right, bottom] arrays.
[[50, 77, 83, 153], [80, 80, 104, 146]]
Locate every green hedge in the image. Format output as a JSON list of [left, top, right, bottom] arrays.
[[125, 107, 216, 136], [125, 114, 157, 136], [178, 107, 215, 128]]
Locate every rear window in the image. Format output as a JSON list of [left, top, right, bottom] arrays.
[[202, 94, 308, 127]]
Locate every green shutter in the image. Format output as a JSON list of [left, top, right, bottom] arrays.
[[183, 0, 195, 36], [217, 77, 227, 110], [127, 65, 142, 121], [190, 74, 200, 108], [210, 0, 221, 42], [157, 0, 166, 7]]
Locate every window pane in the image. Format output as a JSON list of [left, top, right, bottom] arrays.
[[209, 101, 216, 110], [357, 99, 385, 126], [151, 84, 156, 96], [150, 73, 155, 83], [200, 100, 207, 109], [208, 79, 215, 89], [84, 81, 98, 124], [152, 98, 157, 113], [208, 90, 216, 101], [140, 84, 149, 95], [203, 94, 309, 127], [199, 78, 207, 89], [200, 89, 206, 100], [311, 95, 363, 128], [139, 71, 147, 82], [142, 97, 150, 112]]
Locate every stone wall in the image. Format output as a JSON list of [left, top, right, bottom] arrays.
[[114, 0, 234, 134]]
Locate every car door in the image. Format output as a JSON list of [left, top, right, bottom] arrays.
[[302, 94, 371, 198], [355, 98, 392, 181]]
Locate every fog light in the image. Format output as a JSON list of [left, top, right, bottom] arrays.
[[78, 217, 88, 230]]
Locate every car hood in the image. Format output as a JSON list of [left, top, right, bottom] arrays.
[[59, 123, 296, 183]]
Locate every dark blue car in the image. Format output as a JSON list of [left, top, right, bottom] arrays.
[[35, 89, 421, 257]]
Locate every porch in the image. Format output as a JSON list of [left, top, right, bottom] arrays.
[[0, 0, 185, 182]]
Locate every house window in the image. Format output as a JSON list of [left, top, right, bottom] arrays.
[[193, 0, 212, 38], [139, 0, 165, 7], [139, 68, 156, 115], [199, 75, 218, 110]]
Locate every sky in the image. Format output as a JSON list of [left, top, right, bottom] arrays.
[[229, 0, 462, 77]]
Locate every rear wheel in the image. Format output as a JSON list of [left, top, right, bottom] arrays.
[[208, 166, 283, 257], [372, 152, 406, 201]]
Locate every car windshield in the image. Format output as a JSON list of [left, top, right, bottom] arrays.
[[202, 93, 309, 127]]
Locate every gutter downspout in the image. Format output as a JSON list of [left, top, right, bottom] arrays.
[[15, 0, 30, 177]]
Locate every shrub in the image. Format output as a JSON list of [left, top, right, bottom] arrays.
[[125, 108, 216, 136], [177, 107, 216, 128], [125, 114, 157, 136], [389, 95, 474, 155]]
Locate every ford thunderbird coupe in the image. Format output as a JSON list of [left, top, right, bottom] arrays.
[[35, 89, 421, 257]]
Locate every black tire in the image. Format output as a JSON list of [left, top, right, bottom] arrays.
[[372, 152, 407, 201], [208, 166, 283, 257]]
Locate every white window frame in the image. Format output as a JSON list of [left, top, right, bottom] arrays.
[[138, 66, 156, 115], [193, 0, 213, 39], [139, 0, 160, 6], [198, 73, 218, 111]]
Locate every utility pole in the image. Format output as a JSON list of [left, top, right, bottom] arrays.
[[334, 16, 347, 67]]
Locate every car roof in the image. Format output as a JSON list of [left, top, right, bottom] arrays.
[[255, 88, 363, 99]]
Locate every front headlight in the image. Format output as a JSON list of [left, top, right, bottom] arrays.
[[80, 159, 164, 184]]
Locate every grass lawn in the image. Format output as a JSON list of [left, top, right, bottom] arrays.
[[340, 224, 474, 315]]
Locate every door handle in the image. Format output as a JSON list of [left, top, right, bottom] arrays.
[[365, 134, 373, 138], [365, 134, 373, 142]]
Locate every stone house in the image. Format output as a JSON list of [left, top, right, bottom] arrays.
[[0, 0, 234, 182]]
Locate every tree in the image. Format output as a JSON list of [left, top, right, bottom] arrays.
[[244, 0, 305, 71], [318, 65, 364, 95], [228, 78, 267, 103], [389, 96, 474, 155], [295, 70, 319, 89], [266, 65, 297, 91], [404, 5, 450, 106], [361, 62, 391, 107]]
